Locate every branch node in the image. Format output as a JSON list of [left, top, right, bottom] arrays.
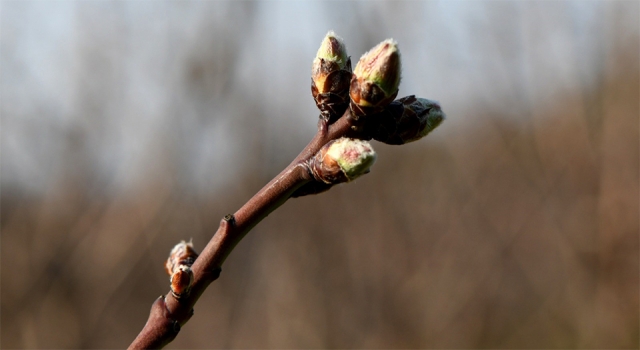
[[171, 319, 181, 333], [203, 267, 222, 283], [223, 214, 235, 225], [128, 296, 180, 349]]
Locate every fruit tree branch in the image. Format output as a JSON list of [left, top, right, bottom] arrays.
[[129, 31, 445, 349]]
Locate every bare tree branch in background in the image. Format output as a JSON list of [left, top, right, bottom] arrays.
[[129, 32, 446, 349]]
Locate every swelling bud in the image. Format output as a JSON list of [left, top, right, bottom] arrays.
[[170, 265, 194, 298], [350, 39, 401, 118], [165, 240, 198, 276], [312, 31, 349, 88], [166, 240, 198, 299], [311, 31, 352, 123], [310, 137, 377, 184], [370, 95, 446, 145]]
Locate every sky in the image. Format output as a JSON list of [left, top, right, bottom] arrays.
[[1, 1, 634, 195]]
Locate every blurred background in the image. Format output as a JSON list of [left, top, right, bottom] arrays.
[[1, 1, 638, 348]]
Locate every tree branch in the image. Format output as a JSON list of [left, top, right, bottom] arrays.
[[129, 110, 359, 349], [129, 32, 446, 348]]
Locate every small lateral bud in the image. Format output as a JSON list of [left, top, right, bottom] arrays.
[[165, 240, 199, 276], [369, 95, 446, 145], [311, 31, 352, 123], [350, 39, 401, 119], [166, 240, 198, 299], [309, 137, 377, 183], [170, 265, 194, 298]]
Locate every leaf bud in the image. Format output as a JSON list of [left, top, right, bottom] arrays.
[[369, 95, 445, 145], [314, 31, 348, 76], [350, 39, 401, 118], [311, 31, 352, 123], [309, 137, 377, 184], [170, 265, 194, 298], [165, 240, 198, 276]]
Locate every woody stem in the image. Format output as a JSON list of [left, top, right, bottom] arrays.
[[129, 108, 360, 349]]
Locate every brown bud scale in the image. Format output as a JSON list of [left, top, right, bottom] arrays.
[[165, 241, 199, 299], [312, 58, 352, 123], [170, 265, 194, 298], [165, 240, 199, 276], [308, 139, 350, 184]]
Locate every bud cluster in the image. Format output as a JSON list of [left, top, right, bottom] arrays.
[[166, 240, 199, 298]]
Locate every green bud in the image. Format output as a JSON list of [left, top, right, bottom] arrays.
[[328, 138, 377, 180], [310, 138, 377, 183], [315, 30, 348, 70], [408, 97, 445, 142], [354, 39, 401, 96], [311, 31, 352, 123], [350, 39, 401, 116], [369, 95, 446, 145]]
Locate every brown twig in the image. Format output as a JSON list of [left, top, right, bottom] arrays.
[[128, 109, 360, 349]]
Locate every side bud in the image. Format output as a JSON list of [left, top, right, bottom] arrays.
[[166, 240, 199, 299], [369, 95, 445, 145], [311, 31, 352, 123], [309, 137, 377, 184], [350, 39, 401, 119], [170, 265, 194, 298], [165, 240, 199, 276]]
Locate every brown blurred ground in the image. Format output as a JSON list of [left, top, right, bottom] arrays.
[[1, 1, 638, 349]]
